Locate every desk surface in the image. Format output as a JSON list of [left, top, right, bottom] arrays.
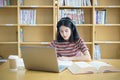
[[0, 59, 120, 80]]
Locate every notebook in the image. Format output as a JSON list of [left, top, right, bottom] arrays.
[[21, 46, 69, 73]]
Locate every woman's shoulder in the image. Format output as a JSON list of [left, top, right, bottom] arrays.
[[51, 40, 58, 43], [51, 40, 61, 45], [76, 37, 84, 42], [50, 40, 57, 47]]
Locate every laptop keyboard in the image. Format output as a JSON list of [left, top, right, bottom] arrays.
[[58, 60, 73, 72], [59, 65, 67, 71]]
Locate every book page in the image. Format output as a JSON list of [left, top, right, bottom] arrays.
[[58, 60, 73, 67], [68, 61, 120, 74], [74, 62, 93, 68], [90, 61, 120, 73], [68, 62, 97, 74], [89, 61, 112, 70]]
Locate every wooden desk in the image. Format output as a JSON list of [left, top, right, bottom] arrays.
[[0, 59, 120, 80]]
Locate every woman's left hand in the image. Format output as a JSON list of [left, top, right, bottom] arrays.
[[58, 56, 71, 61], [58, 56, 80, 61]]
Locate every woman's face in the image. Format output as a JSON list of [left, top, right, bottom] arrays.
[[59, 26, 71, 40]]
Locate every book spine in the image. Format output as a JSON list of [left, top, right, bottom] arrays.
[[19, 0, 24, 5], [94, 44, 101, 60], [3, 0, 10, 6], [94, 0, 98, 6], [20, 10, 22, 24], [33, 9, 36, 24], [96, 10, 98, 24], [7, 0, 10, 6], [20, 28, 24, 42]]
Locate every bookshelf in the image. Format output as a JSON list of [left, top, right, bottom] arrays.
[[0, 0, 119, 59], [94, 0, 120, 59], [0, 0, 18, 58], [0, 0, 55, 58]]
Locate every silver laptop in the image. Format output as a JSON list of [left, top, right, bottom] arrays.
[[21, 46, 68, 73]]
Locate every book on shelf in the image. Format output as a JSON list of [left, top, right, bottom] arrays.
[[95, 10, 106, 24], [59, 0, 91, 6], [68, 61, 120, 74], [0, 0, 4, 7], [94, 0, 98, 6], [59, 9, 85, 24], [20, 28, 24, 42], [86, 0, 91, 6], [94, 44, 101, 60], [19, 0, 24, 5], [4, 0, 10, 6], [0, 0, 10, 7], [20, 9, 36, 24]]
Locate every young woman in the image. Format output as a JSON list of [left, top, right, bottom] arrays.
[[50, 17, 91, 61]]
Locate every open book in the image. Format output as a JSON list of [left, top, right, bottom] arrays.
[[68, 61, 120, 74]]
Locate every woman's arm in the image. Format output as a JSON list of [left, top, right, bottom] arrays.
[[79, 50, 91, 61], [58, 50, 91, 61]]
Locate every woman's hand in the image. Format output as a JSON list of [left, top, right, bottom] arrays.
[[58, 56, 73, 61], [58, 56, 82, 61], [58, 50, 91, 61]]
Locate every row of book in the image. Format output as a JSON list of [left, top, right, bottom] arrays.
[[59, 9, 85, 24], [0, 0, 23, 6], [20, 9, 36, 24], [95, 10, 106, 24], [19, 9, 106, 25], [0, 0, 99, 7], [0, 0, 10, 6], [59, 0, 91, 6]]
